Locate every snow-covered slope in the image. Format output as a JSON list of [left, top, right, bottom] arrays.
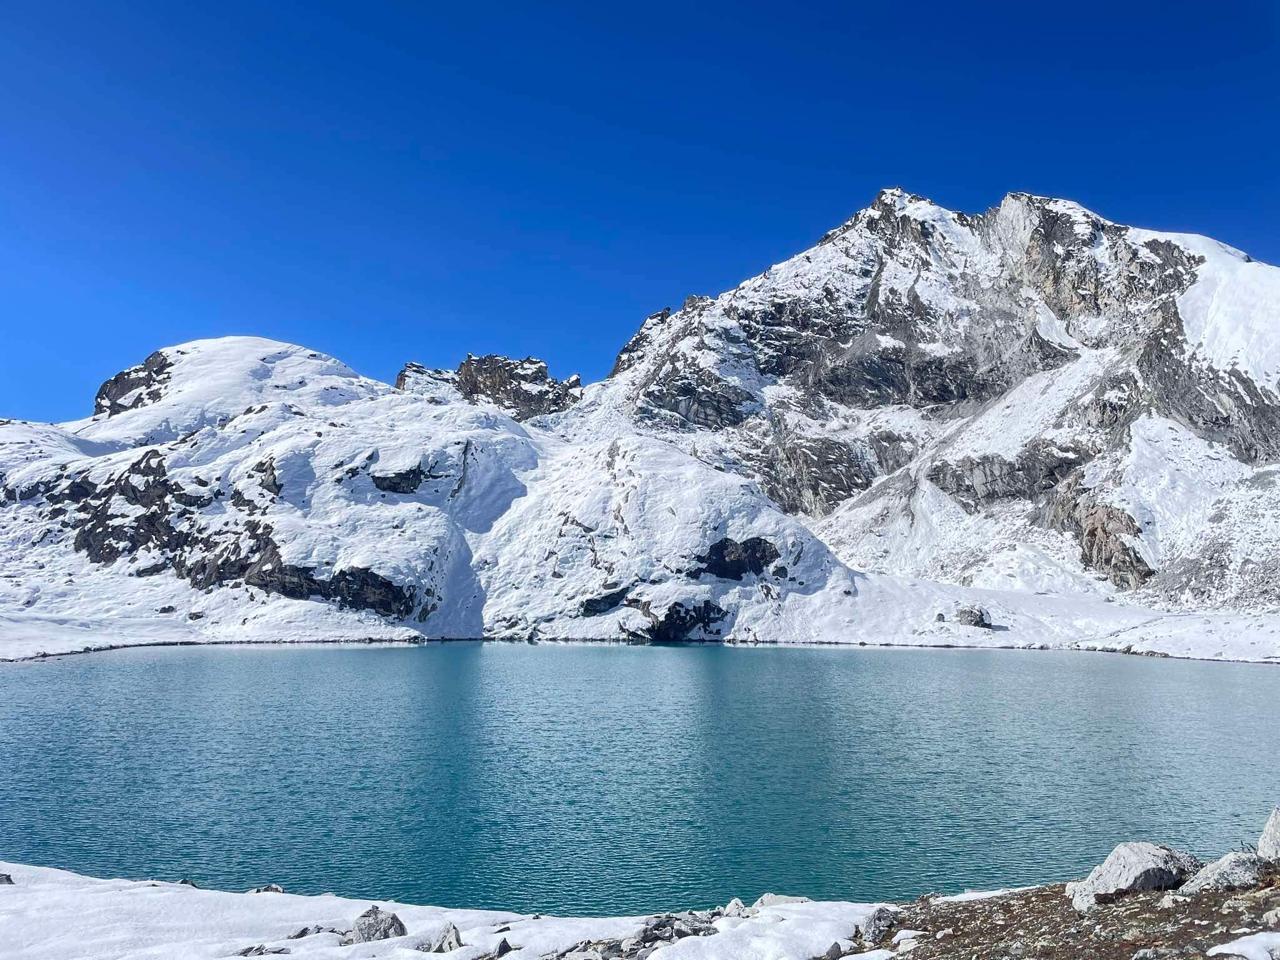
[[3, 190, 1279, 661]]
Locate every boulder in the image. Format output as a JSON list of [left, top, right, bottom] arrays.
[[1066, 842, 1203, 911], [954, 604, 994, 629], [415, 921, 462, 952], [249, 883, 284, 894], [860, 906, 896, 944], [721, 897, 747, 918], [352, 905, 408, 943], [1181, 850, 1266, 894], [0, 873, 12, 885], [1260, 807, 1280, 860]]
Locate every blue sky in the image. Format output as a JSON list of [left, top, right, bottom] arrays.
[[2, 1, 1277, 421]]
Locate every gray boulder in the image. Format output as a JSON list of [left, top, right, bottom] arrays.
[[352, 905, 408, 943], [1260, 807, 1280, 860], [0, 873, 12, 885], [416, 922, 463, 953], [1066, 842, 1203, 911], [1181, 850, 1265, 894], [954, 604, 994, 628], [860, 906, 896, 945]]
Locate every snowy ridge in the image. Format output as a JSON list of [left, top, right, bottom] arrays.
[[3, 189, 1280, 661]]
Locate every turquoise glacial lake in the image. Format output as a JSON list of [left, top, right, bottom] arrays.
[[1, 644, 1276, 915]]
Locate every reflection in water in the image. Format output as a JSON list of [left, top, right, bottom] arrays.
[[0, 644, 1276, 914]]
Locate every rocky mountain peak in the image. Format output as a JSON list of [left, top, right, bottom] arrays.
[[3, 194, 1279, 657]]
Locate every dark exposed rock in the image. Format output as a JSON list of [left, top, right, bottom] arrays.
[[236, 946, 289, 956], [0, 873, 12, 885], [693, 537, 781, 580], [953, 605, 994, 629], [398, 354, 582, 420], [580, 587, 630, 616], [1047, 476, 1155, 588], [753, 420, 875, 515], [370, 464, 427, 494], [628, 599, 728, 643], [243, 542, 416, 620], [94, 350, 174, 416]]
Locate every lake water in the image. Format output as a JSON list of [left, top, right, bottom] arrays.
[[1, 644, 1277, 915]]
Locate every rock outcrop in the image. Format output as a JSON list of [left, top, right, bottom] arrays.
[[350, 905, 407, 943], [1180, 851, 1266, 894], [1066, 842, 1202, 911], [398, 354, 581, 420], [1260, 808, 1280, 861]]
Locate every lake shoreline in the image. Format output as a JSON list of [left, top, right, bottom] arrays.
[[7, 632, 1280, 667]]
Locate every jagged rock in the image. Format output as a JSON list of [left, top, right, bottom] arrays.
[[248, 883, 284, 893], [398, 354, 581, 420], [1180, 851, 1266, 894], [94, 350, 173, 416], [236, 947, 289, 957], [1260, 808, 1280, 860], [860, 905, 896, 944], [415, 921, 462, 952], [628, 599, 727, 643], [351, 905, 408, 943], [721, 897, 746, 918], [1066, 842, 1203, 911], [0, 873, 12, 885]]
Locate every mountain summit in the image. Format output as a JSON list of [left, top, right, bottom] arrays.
[[3, 191, 1279, 661]]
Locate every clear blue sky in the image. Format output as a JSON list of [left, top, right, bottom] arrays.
[[2, 1, 1277, 422]]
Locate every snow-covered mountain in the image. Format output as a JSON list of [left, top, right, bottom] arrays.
[[4, 189, 1280, 661]]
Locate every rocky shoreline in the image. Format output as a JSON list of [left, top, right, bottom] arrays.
[[3, 812, 1279, 959]]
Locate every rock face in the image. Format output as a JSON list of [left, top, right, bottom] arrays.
[[1180, 851, 1266, 894], [1066, 842, 1203, 911], [398, 354, 582, 420], [4, 190, 1280, 650], [93, 350, 174, 417], [1260, 808, 1280, 861], [351, 905, 407, 942]]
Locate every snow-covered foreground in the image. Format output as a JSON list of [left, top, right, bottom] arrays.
[[0, 861, 893, 960]]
